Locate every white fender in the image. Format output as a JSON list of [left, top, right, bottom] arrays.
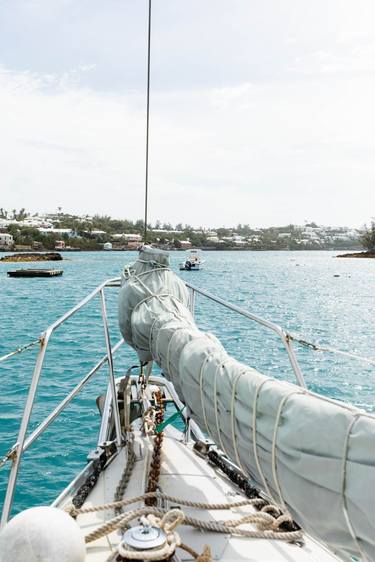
[[0, 506, 86, 562]]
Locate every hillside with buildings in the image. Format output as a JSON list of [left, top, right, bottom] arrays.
[[0, 209, 365, 252]]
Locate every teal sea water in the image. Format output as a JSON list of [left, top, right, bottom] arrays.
[[1, 250, 374, 515]]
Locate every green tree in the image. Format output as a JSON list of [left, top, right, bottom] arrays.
[[361, 221, 375, 252], [16, 208, 28, 220]]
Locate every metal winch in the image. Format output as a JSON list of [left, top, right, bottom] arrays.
[[118, 523, 169, 561], [123, 523, 167, 550]]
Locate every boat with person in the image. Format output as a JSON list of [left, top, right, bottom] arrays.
[[179, 249, 204, 271]]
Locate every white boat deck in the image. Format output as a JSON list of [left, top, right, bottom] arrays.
[[60, 426, 342, 562]]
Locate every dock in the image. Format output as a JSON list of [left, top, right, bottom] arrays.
[[7, 269, 63, 278]]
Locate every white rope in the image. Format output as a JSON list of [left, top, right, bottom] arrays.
[[148, 316, 160, 361], [165, 329, 180, 378], [130, 290, 189, 356], [68, 491, 264, 517], [117, 509, 184, 560], [82, 499, 303, 545], [132, 293, 184, 313], [152, 318, 164, 365], [199, 355, 215, 440], [136, 261, 169, 270], [230, 370, 247, 473], [164, 327, 202, 379], [131, 270, 157, 298], [340, 414, 368, 562], [129, 261, 194, 330], [271, 390, 304, 511], [213, 358, 234, 457], [252, 378, 278, 503]]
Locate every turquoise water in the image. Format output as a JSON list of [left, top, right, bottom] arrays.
[[1, 250, 374, 515]]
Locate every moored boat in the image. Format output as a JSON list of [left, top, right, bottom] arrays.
[[7, 269, 63, 278], [179, 249, 203, 271]]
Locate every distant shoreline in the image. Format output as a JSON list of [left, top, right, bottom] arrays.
[[0, 247, 364, 255]]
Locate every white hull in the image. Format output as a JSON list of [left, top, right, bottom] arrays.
[[179, 249, 203, 271], [179, 263, 201, 270]]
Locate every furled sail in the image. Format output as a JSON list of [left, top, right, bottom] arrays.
[[118, 247, 375, 562]]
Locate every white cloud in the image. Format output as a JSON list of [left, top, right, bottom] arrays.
[[1, 63, 375, 227], [0, 66, 146, 217], [292, 42, 375, 76], [210, 83, 254, 109]]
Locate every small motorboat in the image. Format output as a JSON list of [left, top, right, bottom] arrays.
[[179, 249, 203, 271]]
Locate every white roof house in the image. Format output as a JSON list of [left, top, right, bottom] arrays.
[[0, 233, 14, 247], [38, 228, 74, 237], [111, 233, 142, 242], [19, 218, 54, 228], [90, 230, 107, 236]]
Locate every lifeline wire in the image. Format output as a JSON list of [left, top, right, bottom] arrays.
[[0, 338, 40, 363], [290, 335, 375, 366]]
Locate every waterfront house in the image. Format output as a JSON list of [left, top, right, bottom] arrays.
[[111, 233, 142, 242], [0, 233, 14, 249], [179, 240, 192, 249]]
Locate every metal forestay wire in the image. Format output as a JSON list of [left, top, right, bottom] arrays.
[[143, 0, 152, 244], [0, 338, 41, 363]]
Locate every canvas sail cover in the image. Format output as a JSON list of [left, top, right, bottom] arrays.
[[118, 247, 375, 562]]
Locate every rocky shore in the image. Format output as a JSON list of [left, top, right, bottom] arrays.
[[0, 252, 63, 262], [337, 251, 375, 259]]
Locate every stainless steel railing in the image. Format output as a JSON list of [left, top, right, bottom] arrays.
[[185, 281, 375, 373], [0, 277, 124, 527], [186, 282, 307, 388]]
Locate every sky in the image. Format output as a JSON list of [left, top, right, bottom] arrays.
[[1, 0, 375, 228]]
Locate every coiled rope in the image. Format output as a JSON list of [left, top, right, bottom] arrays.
[[118, 509, 184, 560], [66, 490, 303, 544]]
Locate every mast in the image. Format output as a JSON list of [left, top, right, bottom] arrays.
[[143, 0, 152, 244]]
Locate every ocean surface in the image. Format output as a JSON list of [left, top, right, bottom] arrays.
[[0, 250, 374, 515]]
